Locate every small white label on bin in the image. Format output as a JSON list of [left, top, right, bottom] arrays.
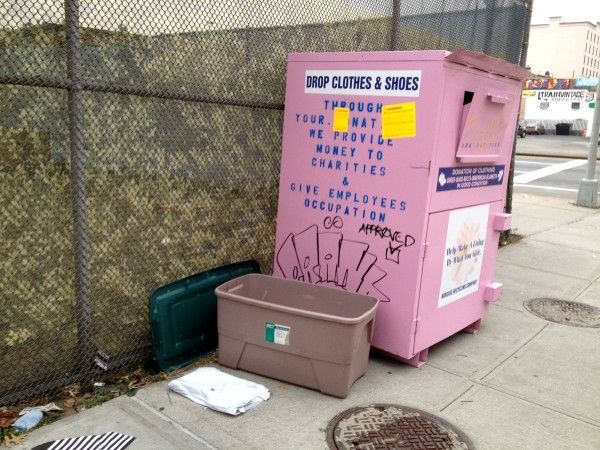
[[265, 322, 290, 346]]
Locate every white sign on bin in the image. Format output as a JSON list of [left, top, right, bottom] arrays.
[[439, 204, 489, 308], [304, 70, 422, 97]]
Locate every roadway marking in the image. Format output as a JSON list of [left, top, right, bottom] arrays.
[[514, 159, 586, 184], [514, 183, 578, 193]]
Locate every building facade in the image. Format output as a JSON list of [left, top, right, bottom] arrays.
[[527, 16, 600, 78], [521, 88, 595, 135]]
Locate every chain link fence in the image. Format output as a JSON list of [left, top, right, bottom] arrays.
[[0, 0, 531, 404]]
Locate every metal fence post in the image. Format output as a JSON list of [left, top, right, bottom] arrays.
[[65, 0, 94, 376], [470, 2, 479, 49], [438, 0, 446, 49], [483, 0, 497, 54], [503, 0, 533, 242], [390, 0, 400, 51], [576, 78, 600, 207]]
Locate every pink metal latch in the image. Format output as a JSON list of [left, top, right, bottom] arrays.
[[484, 282, 503, 303], [493, 213, 512, 231]]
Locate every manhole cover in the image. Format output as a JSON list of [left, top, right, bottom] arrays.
[[523, 298, 600, 328], [325, 404, 473, 450]]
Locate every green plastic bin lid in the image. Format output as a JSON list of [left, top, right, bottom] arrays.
[[149, 260, 260, 372]]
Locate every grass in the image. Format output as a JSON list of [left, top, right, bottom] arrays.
[[0, 351, 217, 445]]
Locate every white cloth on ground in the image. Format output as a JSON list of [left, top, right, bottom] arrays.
[[168, 367, 270, 416]]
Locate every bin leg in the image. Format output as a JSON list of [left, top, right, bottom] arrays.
[[462, 319, 482, 335], [397, 349, 429, 368]]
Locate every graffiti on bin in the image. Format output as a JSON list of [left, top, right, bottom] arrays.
[[276, 223, 390, 302], [357, 222, 416, 264]]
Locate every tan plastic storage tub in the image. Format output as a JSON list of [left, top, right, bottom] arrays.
[[216, 274, 378, 398]]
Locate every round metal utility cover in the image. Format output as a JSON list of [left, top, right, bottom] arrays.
[[326, 404, 472, 450], [524, 298, 600, 328]]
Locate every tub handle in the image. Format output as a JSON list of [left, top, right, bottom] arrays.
[[227, 284, 244, 293], [367, 318, 375, 343]]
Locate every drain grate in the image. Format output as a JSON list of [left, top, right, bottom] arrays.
[[326, 404, 472, 450], [524, 298, 600, 328]]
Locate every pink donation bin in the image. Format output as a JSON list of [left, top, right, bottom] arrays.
[[273, 50, 528, 367]]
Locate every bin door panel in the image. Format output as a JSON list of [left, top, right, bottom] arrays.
[[413, 201, 503, 353], [455, 89, 515, 163], [429, 67, 522, 214]]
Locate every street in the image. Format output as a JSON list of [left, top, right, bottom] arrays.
[[514, 155, 585, 199], [514, 135, 595, 199]]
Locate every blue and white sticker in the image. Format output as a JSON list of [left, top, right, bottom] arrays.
[[305, 70, 421, 97], [437, 165, 505, 192], [266, 322, 290, 345]]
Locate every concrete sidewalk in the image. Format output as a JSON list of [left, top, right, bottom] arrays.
[[16, 194, 600, 450]]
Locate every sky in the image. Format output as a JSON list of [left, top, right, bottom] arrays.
[[531, 0, 600, 25]]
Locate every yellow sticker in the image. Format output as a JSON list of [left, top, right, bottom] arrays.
[[332, 107, 350, 132], [381, 102, 416, 139]]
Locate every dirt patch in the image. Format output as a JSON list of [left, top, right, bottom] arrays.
[[499, 231, 523, 247], [0, 352, 216, 447]]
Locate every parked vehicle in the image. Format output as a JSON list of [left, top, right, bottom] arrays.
[[525, 123, 545, 135], [517, 124, 526, 138]]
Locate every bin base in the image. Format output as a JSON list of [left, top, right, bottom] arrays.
[[374, 348, 430, 368], [462, 318, 481, 335], [399, 349, 429, 367], [374, 317, 484, 367]]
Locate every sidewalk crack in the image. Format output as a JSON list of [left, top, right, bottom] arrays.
[[131, 396, 218, 449], [428, 364, 600, 429], [439, 385, 475, 412], [479, 323, 548, 380]]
